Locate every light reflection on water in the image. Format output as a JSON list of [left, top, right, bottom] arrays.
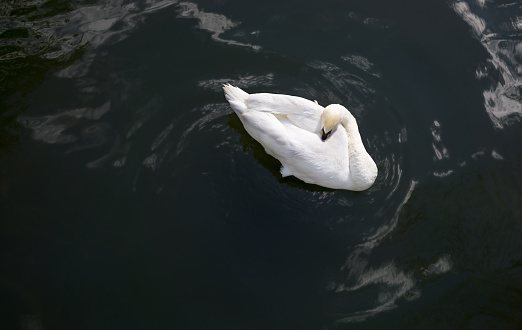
[[2, 0, 522, 328], [177, 2, 261, 50], [331, 180, 419, 323], [453, 0, 522, 128]]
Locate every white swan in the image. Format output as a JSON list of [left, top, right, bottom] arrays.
[[223, 84, 378, 191]]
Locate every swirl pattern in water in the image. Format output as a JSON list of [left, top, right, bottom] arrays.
[[1, 0, 522, 329]]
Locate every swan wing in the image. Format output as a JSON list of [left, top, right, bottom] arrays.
[[246, 92, 323, 133], [276, 117, 350, 187], [223, 84, 323, 133], [238, 111, 350, 188]]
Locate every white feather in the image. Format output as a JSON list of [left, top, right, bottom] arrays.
[[223, 84, 377, 191]]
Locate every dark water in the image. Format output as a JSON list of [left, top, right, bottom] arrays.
[[1, 0, 522, 329]]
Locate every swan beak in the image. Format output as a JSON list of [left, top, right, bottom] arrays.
[[321, 128, 331, 141]]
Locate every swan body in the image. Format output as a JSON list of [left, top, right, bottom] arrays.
[[223, 84, 377, 191]]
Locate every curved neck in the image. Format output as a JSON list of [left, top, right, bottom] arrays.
[[341, 109, 364, 149], [340, 109, 373, 186]]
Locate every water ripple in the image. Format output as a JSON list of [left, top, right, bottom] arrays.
[[308, 60, 376, 111], [0, 0, 179, 62], [329, 181, 425, 323], [175, 103, 232, 156], [453, 1, 522, 128], [22, 101, 111, 144], [197, 73, 274, 92], [177, 2, 261, 51]]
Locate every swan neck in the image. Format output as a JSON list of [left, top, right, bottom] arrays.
[[340, 109, 361, 142], [339, 108, 377, 190]]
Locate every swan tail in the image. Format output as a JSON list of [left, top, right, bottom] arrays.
[[223, 84, 249, 113]]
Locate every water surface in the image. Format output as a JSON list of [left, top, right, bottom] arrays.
[[1, 0, 522, 329]]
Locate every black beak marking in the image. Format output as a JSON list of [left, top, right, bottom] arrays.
[[321, 128, 331, 141]]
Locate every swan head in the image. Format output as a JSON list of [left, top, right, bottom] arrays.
[[320, 104, 345, 141]]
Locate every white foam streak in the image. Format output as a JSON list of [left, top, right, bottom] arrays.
[[433, 170, 454, 178], [482, 39, 522, 127], [341, 54, 380, 77], [335, 263, 416, 324], [399, 126, 407, 143], [177, 2, 261, 50], [331, 180, 454, 323], [491, 150, 504, 160], [453, 2, 486, 37], [453, 1, 522, 128], [23, 102, 111, 144], [72, 0, 178, 48], [430, 120, 450, 161], [423, 255, 452, 276]]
